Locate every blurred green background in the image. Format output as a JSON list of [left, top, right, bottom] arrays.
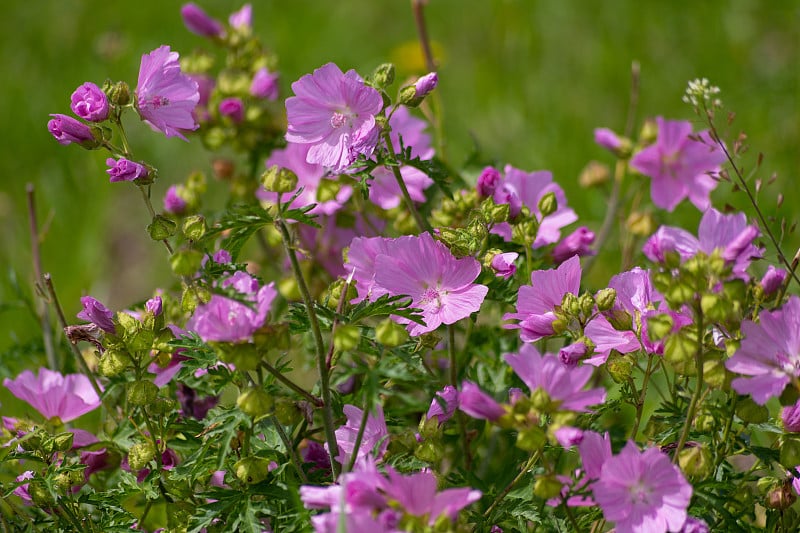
[[0, 0, 797, 370]]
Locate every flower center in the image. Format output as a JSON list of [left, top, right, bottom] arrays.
[[420, 286, 443, 312], [143, 95, 170, 109], [628, 481, 653, 505], [330, 111, 350, 129], [776, 352, 800, 377]]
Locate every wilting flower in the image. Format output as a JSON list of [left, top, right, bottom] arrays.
[[504, 255, 581, 342], [77, 295, 116, 334], [726, 295, 800, 404], [250, 67, 279, 100], [3, 368, 101, 422], [47, 114, 96, 146], [70, 82, 109, 122], [106, 157, 149, 183], [180, 3, 224, 38], [552, 226, 595, 264], [630, 117, 726, 212], [285, 63, 383, 172], [136, 45, 200, 140]]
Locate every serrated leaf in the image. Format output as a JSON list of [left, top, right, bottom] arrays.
[[202, 204, 273, 261], [346, 293, 424, 324]]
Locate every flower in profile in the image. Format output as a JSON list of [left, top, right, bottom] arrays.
[[228, 4, 252, 30], [180, 3, 224, 38], [77, 296, 116, 334], [70, 82, 109, 122], [783, 400, 800, 432], [164, 185, 188, 214], [643, 208, 762, 280], [136, 45, 200, 141], [106, 157, 149, 183], [725, 295, 800, 404], [761, 265, 787, 295], [505, 344, 605, 412], [3, 368, 101, 422], [47, 114, 97, 147], [426, 385, 459, 424], [413, 72, 438, 98], [382, 467, 481, 524], [476, 166, 502, 198], [552, 226, 596, 264], [371, 232, 488, 335], [186, 271, 277, 342], [285, 63, 383, 173], [219, 97, 244, 123], [630, 116, 726, 211], [594, 127, 622, 153], [489, 252, 518, 279], [250, 67, 279, 100], [333, 404, 389, 467], [504, 255, 581, 342], [458, 381, 504, 421], [592, 441, 692, 533]]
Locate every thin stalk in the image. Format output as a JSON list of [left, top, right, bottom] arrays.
[[482, 451, 539, 519], [26, 184, 57, 370], [345, 402, 371, 474], [673, 307, 704, 463], [411, 0, 436, 73], [276, 218, 341, 477], [381, 131, 431, 233], [138, 185, 174, 255], [325, 275, 352, 369], [142, 408, 163, 470], [563, 500, 584, 533], [260, 360, 323, 407], [271, 416, 308, 483], [449, 324, 473, 470], [630, 354, 655, 438]]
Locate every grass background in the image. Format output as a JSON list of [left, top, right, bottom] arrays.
[[0, 0, 797, 373]]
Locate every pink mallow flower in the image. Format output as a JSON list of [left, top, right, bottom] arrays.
[[228, 4, 252, 30], [490, 252, 518, 279], [186, 271, 277, 343], [458, 381, 504, 421], [368, 106, 434, 209], [761, 265, 787, 295], [382, 467, 481, 525], [504, 255, 581, 342], [630, 116, 726, 212], [426, 385, 459, 424], [250, 67, 279, 100], [413, 72, 438, 98], [285, 63, 383, 173], [164, 185, 188, 214], [219, 97, 244, 123], [47, 114, 96, 147], [489, 165, 578, 248], [504, 344, 605, 412], [369, 232, 488, 336], [3, 368, 101, 422], [333, 404, 389, 467], [552, 226, 595, 265], [70, 82, 109, 122], [591, 440, 692, 533], [180, 3, 224, 38], [136, 45, 200, 141], [77, 295, 116, 334], [725, 295, 800, 404], [643, 208, 762, 281], [106, 157, 149, 183]]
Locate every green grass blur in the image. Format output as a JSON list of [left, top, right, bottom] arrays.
[[0, 0, 797, 375]]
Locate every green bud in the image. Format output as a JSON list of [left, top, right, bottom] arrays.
[[537, 192, 557, 217], [127, 380, 158, 406], [369, 63, 395, 89], [664, 332, 698, 376], [414, 439, 443, 463], [316, 179, 341, 203], [261, 165, 298, 193], [516, 426, 546, 452], [646, 313, 673, 342], [170, 249, 204, 277], [757, 476, 780, 495], [736, 396, 769, 424], [398, 85, 422, 107], [703, 358, 726, 389], [665, 282, 695, 307], [182, 215, 207, 240], [126, 324, 155, 354], [700, 293, 728, 322], [626, 211, 655, 237], [218, 342, 261, 371], [578, 292, 595, 317], [640, 118, 658, 144], [28, 481, 55, 507], [606, 309, 633, 331], [551, 318, 567, 335], [606, 352, 635, 383], [237, 387, 274, 419], [234, 456, 271, 484], [562, 293, 580, 317], [678, 445, 711, 479], [98, 348, 132, 377], [333, 324, 361, 352], [128, 441, 156, 471], [52, 432, 74, 452], [780, 436, 800, 469], [533, 475, 564, 500], [530, 388, 552, 411], [147, 214, 177, 241], [595, 288, 617, 311], [695, 412, 716, 433], [578, 160, 610, 188], [278, 276, 301, 301], [274, 399, 302, 426], [150, 397, 177, 416], [376, 318, 409, 347], [54, 470, 83, 493], [106, 80, 131, 106]]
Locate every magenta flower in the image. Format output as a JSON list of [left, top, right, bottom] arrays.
[[630, 116, 726, 211], [643, 208, 762, 280], [368, 106, 434, 209], [190, 73, 215, 122], [725, 296, 800, 404], [186, 271, 277, 342], [592, 441, 692, 533], [106, 157, 149, 183], [285, 63, 383, 173], [3, 368, 101, 422], [761, 265, 787, 295], [333, 404, 389, 467], [413, 72, 438, 98], [145, 295, 163, 316], [490, 252, 518, 279], [782, 400, 800, 432], [505, 344, 605, 412], [552, 226, 596, 264], [382, 467, 481, 524], [228, 4, 252, 30], [180, 3, 224, 38], [426, 385, 459, 424], [164, 185, 188, 214], [489, 165, 578, 248], [458, 381, 504, 421], [70, 82, 109, 122], [476, 166, 502, 198], [250, 67, 279, 100], [219, 97, 244, 123], [594, 127, 623, 153], [77, 295, 116, 334], [345, 236, 395, 303], [47, 114, 96, 146], [372, 232, 488, 335], [504, 255, 581, 342], [136, 45, 200, 141]]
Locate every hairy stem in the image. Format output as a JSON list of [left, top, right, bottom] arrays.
[[673, 306, 704, 463], [271, 416, 308, 483], [260, 360, 323, 407], [382, 131, 432, 233]]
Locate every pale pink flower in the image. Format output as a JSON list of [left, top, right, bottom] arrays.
[[3, 368, 101, 422], [333, 404, 389, 467]]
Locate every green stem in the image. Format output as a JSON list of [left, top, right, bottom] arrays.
[[673, 307, 704, 463], [381, 131, 431, 233], [260, 361, 323, 407], [26, 184, 57, 371], [271, 416, 308, 483], [276, 218, 341, 478], [138, 185, 174, 255], [345, 401, 371, 474], [482, 451, 539, 519], [449, 324, 473, 470], [630, 354, 655, 439]]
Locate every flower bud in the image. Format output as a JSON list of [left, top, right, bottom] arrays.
[[128, 441, 156, 471], [626, 211, 655, 236], [98, 348, 132, 377], [782, 400, 800, 432], [664, 333, 698, 376], [607, 309, 633, 331], [234, 456, 271, 484], [533, 475, 563, 500], [70, 82, 109, 122], [578, 160, 610, 188], [594, 288, 616, 311], [127, 380, 158, 406], [182, 215, 207, 240], [147, 214, 178, 241], [262, 165, 298, 194], [106, 80, 131, 106], [593, 128, 632, 158], [219, 97, 245, 123], [552, 227, 595, 265], [53, 432, 75, 452], [106, 157, 150, 184], [414, 72, 438, 98], [414, 439, 443, 463], [678, 444, 711, 479], [218, 342, 261, 371], [164, 185, 189, 215], [606, 352, 635, 383], [170, 249, 204, 277], [375, 318, 408, 347], [250, 67, 279, 100], [476, 166, 502, 198], [702, 359, 727, 389], [766, 480, 796, 510], [29, 481, 55, 507], [333, 324, 361, 352], [700, 293, 728, 323], [369, 63, 396, 89], [537, 192, 557, 218], [47, 114, 100, 148], [181, 3, 224, 38], [237, 387, 274, 419], [578, 293, 595, 317], [761, 266, 787, 296], [646, 313, 673, 342], [274, 399, 302, 426], [488, 252, 518, 279], [516, 426, 546, 452], [735, 396, 769, 424]]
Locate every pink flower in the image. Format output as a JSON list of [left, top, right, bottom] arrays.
[[3, 368, 101, 422], [782, 400, 800, 432], [761, 265, 787, 295], [47, 114, 96, 146], [490, 252, 518, 279], [458, 381, 504, 421], [228, 4, 252, 30], [180, 3, 224, 38], [382, 467, 481, 524], [476, 166, 502, 198], [250, 67, 279, 100], [70, 82, 109, 122], [333, 404, 389, 467], [77, 295, 116, 334], [413, 72, 438, 98], [371, 233, 488, 335], [592, 441, 692, 533], [285, 63, 383, 173], [106, 157, 149, 183], [489, 165, 578, 248], [726, 296, 800, 404], [504, 255, 581, 342], [594, 127, 622, 153], [163, 185, 188, 214], [426, 385, 459, 424], [630, 117, 726, 211], [552, 226, 595, 264], [136, 45, 200, 141], [218, 97, 244, 123], [505, 344, 606, 412]]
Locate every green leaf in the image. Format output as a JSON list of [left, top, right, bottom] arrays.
[[202, 204, 273, 261], [346, 293, 424, 325]]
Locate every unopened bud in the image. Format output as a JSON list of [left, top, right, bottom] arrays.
[[98, 348, 132, 377], [234, 456, 271, 484], [182, 215, 207, 240], [106, 80, 131, 107], [170, 249, 204, 277], [369, 63, 395, 89], [537, 192, 557, 217], [127, 380, 158, 406], [626, 211, 655, 236], [533, 475, 564, 500], [664, 333, 698, 376], [516, 426, 546, 452], [415, 440, 443, 463], [147, 214, 178, 241], [702, 359, 727, 389], [237, 387, 274, 419], [128, 441, 156, 471], [766, 480, 797, 510], [376, 317, 409, 347], [578, 160, 610, 188], [333, 324, 361, 352], [53, 432, 75, 452], [607, 352, 635, 383], [595, 288, 616, 311], [218, 342, 261, 371], [678, 444, 711, 479], [262, 165, 298, 193]]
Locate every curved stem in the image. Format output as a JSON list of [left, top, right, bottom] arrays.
[[482, 451, 539, 519], [673, 307, 704, 463], [271, 416, 308, 483], [260, 361, 323, 407], [345, 400, 371, 474], [138, 185, 174, 255], [382, 131, 431, 233]]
